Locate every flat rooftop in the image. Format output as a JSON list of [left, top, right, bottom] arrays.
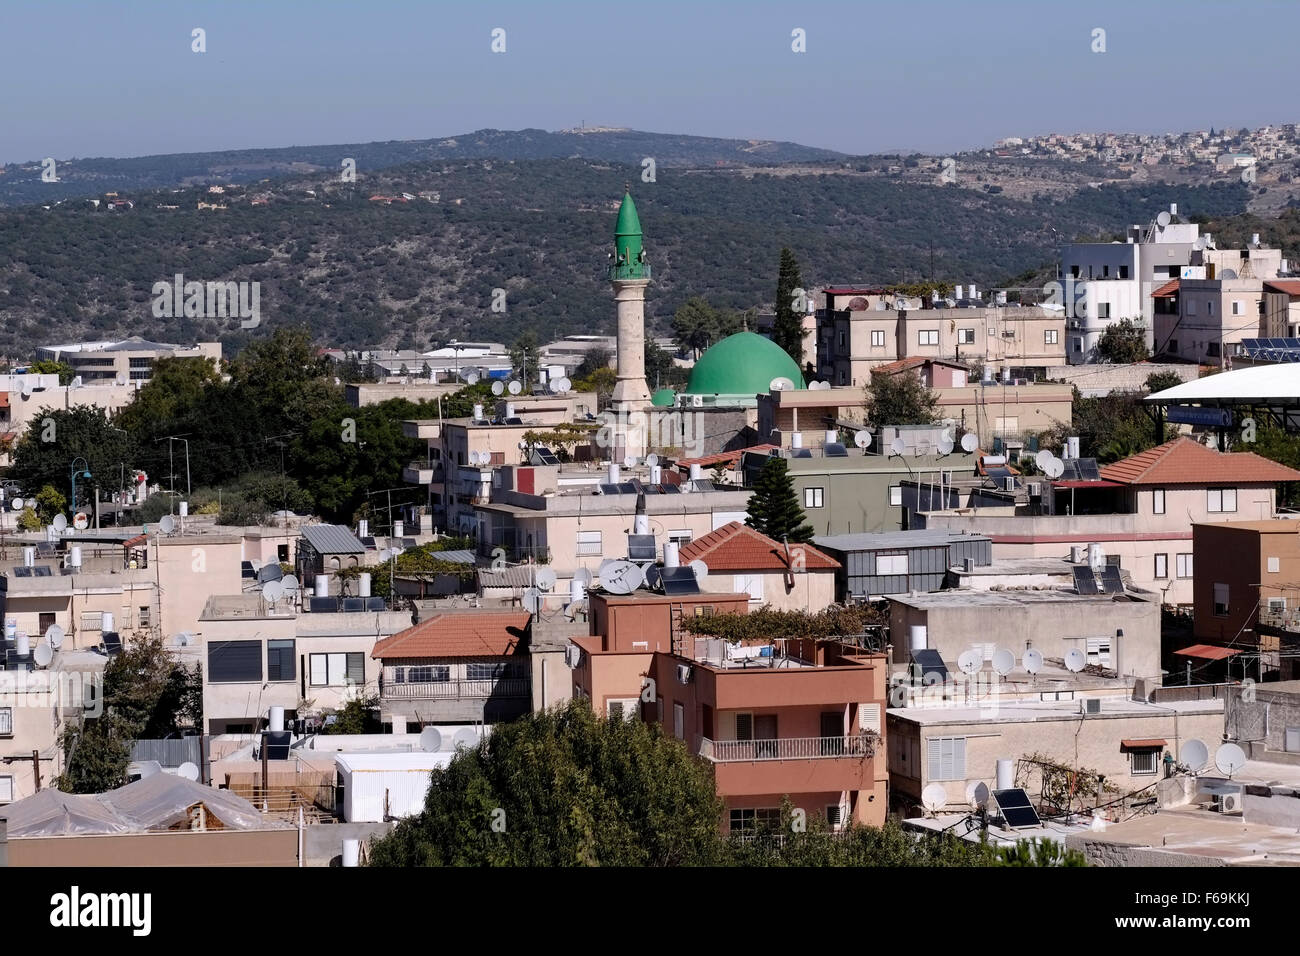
[[813, 529, 990, 551], [890, 586, 1151, 609], [200, 593, 296, 621], [1085, 805, 1300, 865], [952, 556, 1077, 577], [888, 694, 1222, 727]]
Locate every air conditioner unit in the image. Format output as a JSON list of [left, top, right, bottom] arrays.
[[1212, 791, 1242, 814], [677, 663, 693, 685], [1081, 698, 1101, 715]]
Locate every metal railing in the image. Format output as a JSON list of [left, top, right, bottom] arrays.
[[699, 733, 878, 763], [382, 677, 530, 700]]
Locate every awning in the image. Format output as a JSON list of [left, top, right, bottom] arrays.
[[1174, 644, 1242, 660], [1121, 739, 1167, 749]]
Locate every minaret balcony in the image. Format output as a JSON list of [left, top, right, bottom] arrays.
[[608, 263, 651, 281]]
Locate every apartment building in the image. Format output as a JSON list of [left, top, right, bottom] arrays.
[[676, 521, 839, 612], [0, 374, 143, 466], [34, 337, 221, 383], [1157, 277, 1266, 366]]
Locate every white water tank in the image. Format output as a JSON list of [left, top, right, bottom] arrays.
[[824, 430, 837, 446], [70, 546, 82, 568], [1070, 544, 1086, 563], [4, 619, 15, 641], [359, 573, 372, 598], [269, 706, 285, 733], [315, 574, 330, 598], [996, 759, 1014, 792], [342, 839, 360, 868], [689, 464, 702, 481], [608, 463, 620, 484], [1088, 543, 1105, 572], [570, 578, 586, 604], [633, 512, 649, 535], [909, 625, 927, 652], [506, 402, 516, 419], [472, 403, 484, 422], [663, 542, 680, 568], [649, 465, 662, 484], [101, 612, 114, 633], [15, 632, 30, 657], [179, 501, 189, 517], [1066, 436, 1080, 460], [394, 520, 404, 538], [22, 547, 34, 567], [791, 432, 803, 449]]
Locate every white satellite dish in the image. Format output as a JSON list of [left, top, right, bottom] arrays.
[[602, 560, 644, 595], [1044, 458, 1065, 479], [623, 455, 636, 468], [1180, 738, 1210, 773], [522, 587, 543, 613], [508, 380, 522, 395], [573, 567, 593, 587], [262, 580, 285, 604], [769, 376, 795, 392], [1156, 210, 1171, 228], [937, 436, 954, 455], [52, 513, 68, 532], [115, 372, 127, 386], [966, 780, 990, 809], [10, 497, 23, 511], [921, 783, 947, 813], [453, 727, 479, 749], [33, 642, 53, 668], [491, 380, 505, 396], [135, 760, 163, 779], [1214, 742, 1247, 777], [175, 631, 193, 647], [1022, 648, 1043, 675], [1220, 268, 1238, 280], [1194, 235, 1207, 250], [281, 574, 300, 593], [557, 376, 572, 393], [468, 450, 481, 465], [689, 559, 709, 582], [1035, 450, 1054, 471], [992, 648, 1016, 676], [597, 559, 620, 581], [956, 649, 982, 675], [535, 567, 558, 592], [1064, 648, 1086, 673], [960, 433, 979, 453], [420, 727, 444, 752], [645, 453, 659, 468], [177, 762, 200, 781], [889, 437, 906, 456], [45, 624, 65, 649], [854, 431, 872, 449], [465, 372, 480, 385], [20, 381, 32, 398], [159, 514, 176, 534]]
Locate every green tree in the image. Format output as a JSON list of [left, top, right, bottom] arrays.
[[572, 348, 612, 382], [9, 406, 137, 503], [1096, 318, 1150, 364], [671, 297, 742, 360], [745, 457, 814, 543], [1144, 370, 1183, 394], [33, 484, 68, 523], [115, 356, 222, 435], [865, 370, 939, 431], [367, 701, 727, 866], [27, 358, 75, 385], [644, 339, 686, 390], [321, 695, 382, 734], [772, 247, 808, 366], [509, 330, 540, 387]]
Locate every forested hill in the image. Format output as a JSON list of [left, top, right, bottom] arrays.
[[0, 153, 1252, 355]]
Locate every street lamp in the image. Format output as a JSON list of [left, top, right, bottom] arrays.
[[69, 457, 92, 515]]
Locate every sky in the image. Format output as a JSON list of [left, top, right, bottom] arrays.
[[1, 0, 1297, 165]]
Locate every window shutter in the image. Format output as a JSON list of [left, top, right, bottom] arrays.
[[927, 738, 942, 781], [858, 703, 881, 733], [310, 655, 327, 686], [208, 641, 262, 683], [328, 653, 346, 686], [953, 737, 966, 779], [347, 653, 365, 685], [735, 713, 753, 741]]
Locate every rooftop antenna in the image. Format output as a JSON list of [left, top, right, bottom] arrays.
[[854, 431, 872, 453], [420, 727, 444, 752], [159, 514, 177, 535], [600, 560, 644, 595], [508, 380, 522, 395], [957, 648, 982, 675], [491, 380, 505, 396], [960, 433, 979, 453], [966, 780, 990, 810]]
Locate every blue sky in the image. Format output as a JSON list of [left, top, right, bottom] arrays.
[[1, 0, 1295, 164]]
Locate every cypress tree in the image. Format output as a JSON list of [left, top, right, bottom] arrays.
[[746, 457, 814, 543], [772, 247, 807, 367]]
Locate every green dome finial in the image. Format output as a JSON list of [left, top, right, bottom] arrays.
[[610, 189, 648, 280]]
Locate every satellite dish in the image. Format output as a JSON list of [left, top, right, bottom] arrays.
[[966, 780, 991, 809], [1220, 268, 1238, 280], [1180, 739, 1209, 773], [645, 453, 659, 468], [281, 574, 300, 593], [20, 381, 32, 398], [1065, 648, 1086, 673], [573, 568, 593, 587], [468, 450, 480, 465], [1044, 458, 1065, 479], [623, 455, 636, 468], [262, 580, 285, 604], [1214, 742, 1247, 777], [1023, 648, 1043, 675], [1035, 450, 1054, 471], [1156, 210, 1171, 228], [177, 762, 200, 781], [10, 497, 23, 511], [960, 433, 979, 453], [136, 760, 163, 780], [45, 624, 65, 649], [956, 649, 982, 675], [420, 727, 444, 752], [52, 513, 67, 532], [597, 559, 620, 581], [992, 648, 1016, 676], [522, 587, 543, 613], [491, 380, 505, 396], [557, 377, 572, 392], [115, 372, 127, 386], [689, 559, 709, 582], [33, 642, 53, 668], [644, 565, 662, 590], [854, 431, 872, 449], [453, 727, 479, 749], [769, 376, 795, 392], [159, 514, 176, 534], [535, 567, 558, 592], [601, 560, 645, 595], [465, 372, 480, 385], [175, 631, 193, 647], [937, 437, 954, 455], [921, 783, 947, 813], [889, 437, 906, 456], [1194, 235, 1207, 250], [508, 380, 522, 395]]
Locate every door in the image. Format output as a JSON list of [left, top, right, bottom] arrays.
[[755, 715, 778, 758], [821, 711, 844, 755]]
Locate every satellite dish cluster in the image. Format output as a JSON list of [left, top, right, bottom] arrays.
[[956, 645, 1045, 677], [1034, 448, 1066, 480]]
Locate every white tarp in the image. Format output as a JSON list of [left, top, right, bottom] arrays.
[[335, 752, 454, 823]]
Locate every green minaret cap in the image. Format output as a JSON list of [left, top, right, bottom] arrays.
[[610, 188, 649, 280]]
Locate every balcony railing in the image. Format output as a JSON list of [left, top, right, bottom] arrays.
[[382, 677, 530, 700], [699, 733, 878, 763]]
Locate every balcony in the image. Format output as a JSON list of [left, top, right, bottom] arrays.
[[381, 677, 530, 700], [698, 734, 880, 797], [699, 733, 878, 762]]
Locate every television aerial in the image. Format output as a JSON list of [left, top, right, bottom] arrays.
[[966, 780, 990, 809], [1194, 235, 1207, 250], [52, 513, 68, 533], [956, 649, 982, 675], [854, 431, 872, 449], [601, 560, 644, 595], [33, 642, 53, 668], [1180, 738, 1210, 774], [535, 567, 558, 592], [136, 760, 163, 779], [20, 381, 32, 399], [281, 574, 300, 594], [645, 453, 659, 468], [491, 380, 505, 396], [1035, 450, 1054, 471], [889, 437, 906, 456], [992, 648, 1016, 676], [1044, 457, 1065, 479], [453, 727, 480, 749], [1022, 648, 1043, 675], [10, 497, 23, 511], [1214, 742, 1247, 778], [159, 514, 176, 535], [1064, 648, 1086, 673], [689, 559, 709, 583], [508, 380, 523, 395], [960, 433, 979, 453], [177, 762, 200, 781], [556, 376, 572, 393], [175, 631, 193, 647], [420, 727, 444, 752], [1220, 269, 1238, 280], [45, 624, 65, 649], [465, 372, 480, 385], [644, 565, 662, 590], [921, 783, 947, 814]]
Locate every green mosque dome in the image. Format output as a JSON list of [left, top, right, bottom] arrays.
[[685, 332, 805, 396]]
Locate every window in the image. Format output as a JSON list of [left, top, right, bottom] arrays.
[[1153, 489, 1165, 514], [858, 702, 882, 733], [0, 775, 12, 804], [208, 640, 262, 683], [674, 702, 685, 740], [693, 605, 714, 618], [1232, 300, 1244, 316], [729, 807, 780, 835], [889, 485, 903, 506], [667, 529, 692, 547], [1177, 553, 1193, 578], [735, 712, 753, 741], [467, 662, 508, 681], [1207, 342, 1220, 358], [607, 698, 639, 722], [1168, 339, 1178, 353], [81, 611, 102, 633], [927, 736, 966, 781], [1130, 749, 1160, 775], [1045, 329, 1058, 345], [1097, 303, 1110, 319], [994, 416, 1018, 435], [576, 530, 602, 556], [1267, 597, 1286, 613], [876, 553, 908, 575], [958, 328, 975, 344], [38, 612, 55, 634], [734, 574, 766, 603], [266, 639, 296, 682], [826, 805, 844, 829], [1207, 488, 1237, 513], [0, 707, 10, 737], [1207, 301, 1215, 317], [310, 652, 366, 687], [1072, 337, 1083, 353], [1119, 265, 1129, 279], [1154, 553, 1168, 579], [1086, 638, 1111, 667], [1187, 300, 1197, 316], [139, 606, 151, 628], [1269, 556, 1281, 573], [870, 329, 885, 347], [803, 487, 824, 509], [1214, 583, 1230, 616], [918, 329, 939, 346]]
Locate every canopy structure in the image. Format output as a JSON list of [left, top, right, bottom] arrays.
[[1145, 364, 1300, 438]]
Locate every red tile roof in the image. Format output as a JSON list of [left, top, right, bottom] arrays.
[[677, 521, 839, 572], [1151, 279, 1180, 298], [1100, 436, 1300, 486], [675, 444, 778, 468], [874, 357, 967, 376], [1264, 280, 1300, 297], [371, 610, 529, 660], [1174, 644, 1242, 661]]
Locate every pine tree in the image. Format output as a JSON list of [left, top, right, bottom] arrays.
[[772, 248, 808, 368], [746, 457, 814, 543]]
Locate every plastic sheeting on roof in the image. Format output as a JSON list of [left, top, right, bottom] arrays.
[[2, 774, 290, 837], [1147, 364, 1300, 404]]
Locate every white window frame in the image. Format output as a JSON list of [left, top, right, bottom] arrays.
[[576, 529, 603, 556], [1130, 749, 1159, 775], [958, 328, 975, 344], [733, 574, 766, 604], [674, 702, 685, 740], [606, 698, 639, 722], [1208, 487, 1237, 513], [918, 329, 939, 346], [870, 329, 886, 347], [1154, 553, 1168, 579], [889, 485, 903, 506], [1086, 637, 1111, 667], [0, 774, 12, 804], [927, 736, 966, 781], [1153, 489, 1165, 514], [1268, 556, 1281, 573], [1177, 553, 1193, 578], [667, 529, 692, 547], [876, 553, 908, 575], [1232, 300, 1244, 316], [0, 707, 10, 737], [1045, 329, 1058, 345], [803, 487, 824, 509], [310, 651, 364, 687]]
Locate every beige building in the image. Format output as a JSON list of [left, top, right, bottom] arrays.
[[0, 376, 142, 466], [677, 521, 840, 613], [1158, 277, 1265, 366], [35, 338, 221, 384]]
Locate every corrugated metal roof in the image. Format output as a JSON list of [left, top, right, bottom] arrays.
[[299, 524, 365, 554], [814, 530, 991, 552]]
